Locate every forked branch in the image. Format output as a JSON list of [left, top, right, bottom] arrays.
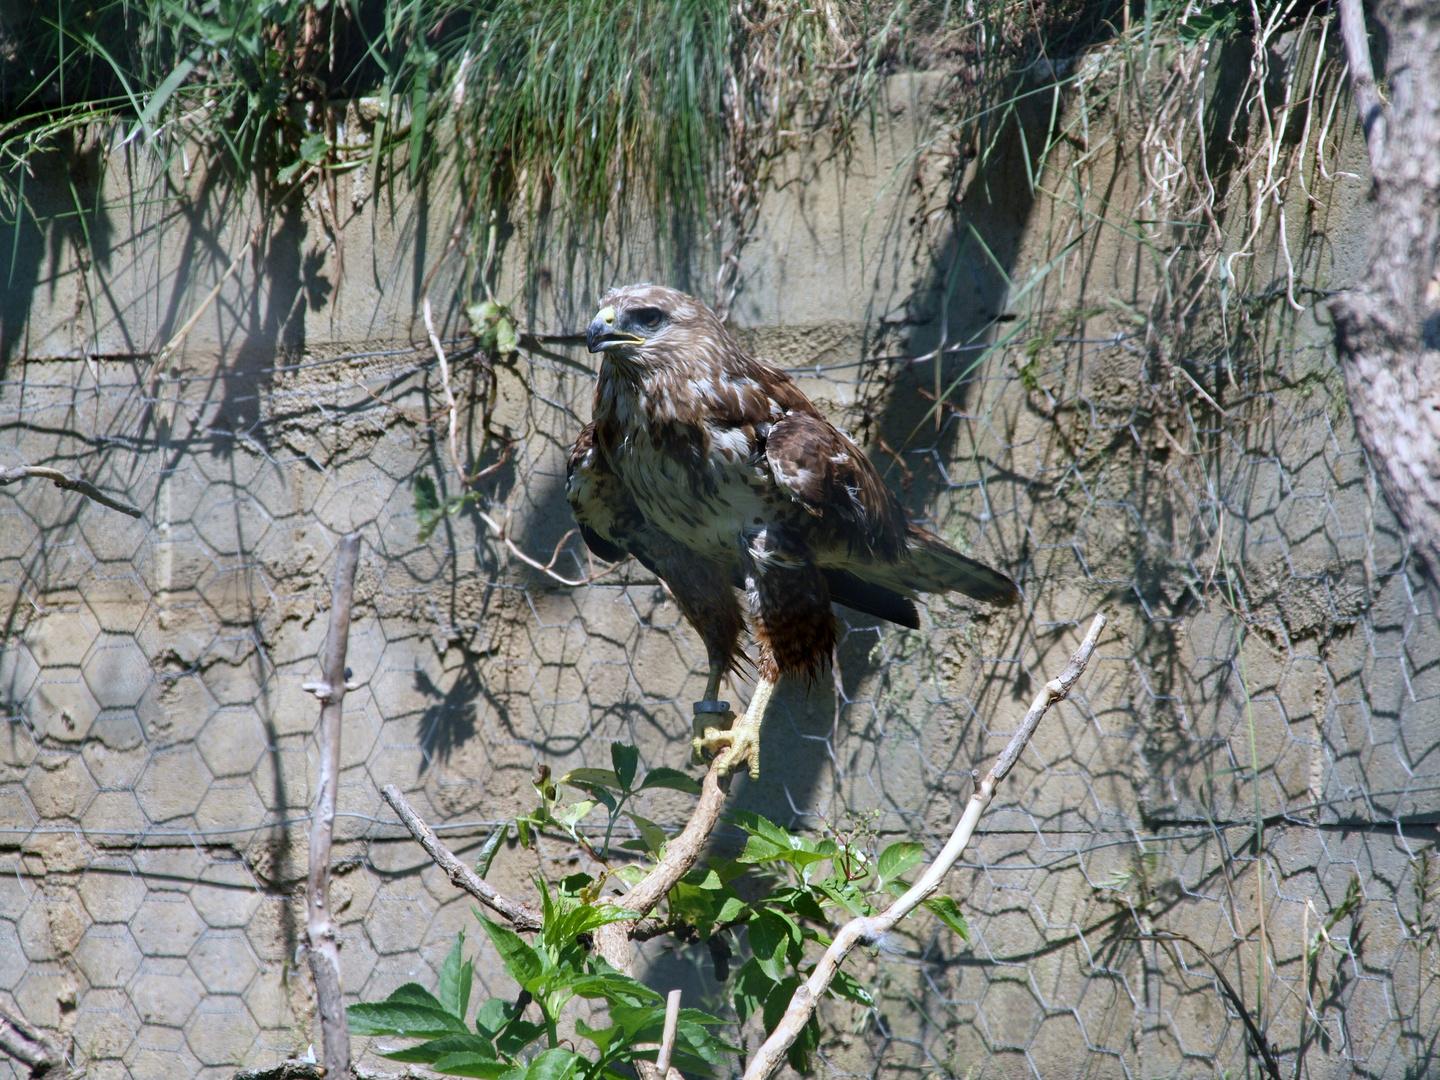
[[0, 465, 143, 518], [742, 612, 1108, 1080]]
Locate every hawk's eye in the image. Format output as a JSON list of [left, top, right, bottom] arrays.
[[633, 307, 665, 330]]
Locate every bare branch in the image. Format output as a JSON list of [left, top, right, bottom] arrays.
[[0, 1003, 57, 1075], [1337, 0, 1385, 163], [155, 235, 255, 368], [306, 533, 361, 1080], [742, 613, 1108, 1080], [654, 989, 682, 1076], [0, 465, 143, 518], [380, 784, 543, 931]]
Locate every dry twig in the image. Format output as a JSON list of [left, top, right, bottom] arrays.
[[304, 533, 361, 1080], [0, 465, 143, 518], [380, 784, 543, 930], [0, 1004, 58, 1076], [742, 612, 1108, 1080]]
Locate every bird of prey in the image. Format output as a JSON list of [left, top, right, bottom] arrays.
[[566, 284, 1017, 780]]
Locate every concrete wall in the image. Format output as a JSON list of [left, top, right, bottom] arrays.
[[1, 65, 1437, 1080]]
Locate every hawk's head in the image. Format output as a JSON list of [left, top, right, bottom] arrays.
[[586, 284, 730, 370]]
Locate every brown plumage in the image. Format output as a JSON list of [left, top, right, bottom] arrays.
[[566, 284, 1017, 778]]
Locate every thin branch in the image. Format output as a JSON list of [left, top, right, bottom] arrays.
[[743, 613, 1108, 1080], [0, 1003, 57, 1075], [0, 465, 143, 518], [654, 989, 682, 1076], [155, 234, 256, 368], [381, 784, 543, 931], [305, 533, 361, 1080], [420, 293, 478, 483], [1336, 0, 1385, 164]]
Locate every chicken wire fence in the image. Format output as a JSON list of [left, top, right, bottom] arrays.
[[0, 309, 1437, 1080]]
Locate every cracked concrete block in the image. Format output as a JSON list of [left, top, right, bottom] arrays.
[[196, 710, 270, 778], [134, 748, 211, 822], [74, 926, 142, 987], [185, 996, 258, 1067], [71, 989, 138, 1059], [82, 636, 153, 710], [189, 931, 260, 995], [130, 895, 205, 958], [27, 753, 97, 819], [79, 870, 147, 923], [131, 961, 204, 1027]]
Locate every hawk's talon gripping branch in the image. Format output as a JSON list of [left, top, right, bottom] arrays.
[[695, 676, 775, 780]]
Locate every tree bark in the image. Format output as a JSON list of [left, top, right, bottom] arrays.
[[306, 534, 361, 1080], [1330, 0, 1440, 582]]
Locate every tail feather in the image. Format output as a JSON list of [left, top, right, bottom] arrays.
[[899, 527, 1019, 606]]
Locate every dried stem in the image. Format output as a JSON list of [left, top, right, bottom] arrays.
[[380, 784, 543, 931], [1337, 0, 1385, 162], [305, 533, 361, 1080], [0, 465, 143, 518], [654, 989, 682, 1076], [742, 613, 1108, 1080], [0, 1003, 58, 1075]]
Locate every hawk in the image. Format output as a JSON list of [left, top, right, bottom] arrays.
[[567, 284, 1017, 779]]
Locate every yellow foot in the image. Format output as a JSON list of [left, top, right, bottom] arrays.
[[695, 716, 762, 780]]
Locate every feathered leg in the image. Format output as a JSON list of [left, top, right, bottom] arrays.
[[695, 529, 835, 779]]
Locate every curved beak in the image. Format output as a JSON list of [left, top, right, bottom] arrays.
[[586, 306, 644, 353]]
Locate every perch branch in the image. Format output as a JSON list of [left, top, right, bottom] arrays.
[[381, 785, 543, 931], [0, 1003, 57, 1075], [0, 465, 143, 518], [1336, 0, 1384, 162], [592, 758, 731, 974], [305, 533, 361, 1080], [742, 613, 1108, 1080]]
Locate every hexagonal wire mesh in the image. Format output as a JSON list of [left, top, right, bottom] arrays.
[[0, 302, 1437, 1080]]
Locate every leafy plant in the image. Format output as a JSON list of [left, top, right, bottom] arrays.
[[351, 899, 734, 1080], [353, 743, 972, 1077]]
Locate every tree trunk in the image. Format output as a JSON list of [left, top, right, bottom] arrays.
[[1330, 0, 1440, 581]]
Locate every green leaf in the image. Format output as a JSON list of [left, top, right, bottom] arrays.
[[476, 916, 545, 990], [554, 799, 598, 828], [732, 958, 776, 1025], [473, 998, 510, 1039], [348, 999, 468, 1038], [495, 1019, 547, 1057], [567, 972, 661, 1006], [494, 318, 519, 355], [878, 841, 925, 885], [624, 812, 668, 855], [730, 810, 801, 849], [475, 825, 507, 879], [748, 909, 795, 982], [380, 1033, 496, 1064], [922, 896, 969, 940], [827, 969, 874, 1007], [431, 1053, 513, 1078], [559, 768, 622, 791], [610, 743, 640, 789], [525, 1047, 584, 1080], [438, 931, 472, 1020], [638, 766, 703, 795]]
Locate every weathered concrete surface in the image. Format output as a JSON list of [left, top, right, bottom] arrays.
[[1, 63, 1437, 1080]]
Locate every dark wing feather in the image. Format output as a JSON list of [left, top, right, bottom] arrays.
[[764, 411, 908, 560], [822, 569, 920, 629]]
